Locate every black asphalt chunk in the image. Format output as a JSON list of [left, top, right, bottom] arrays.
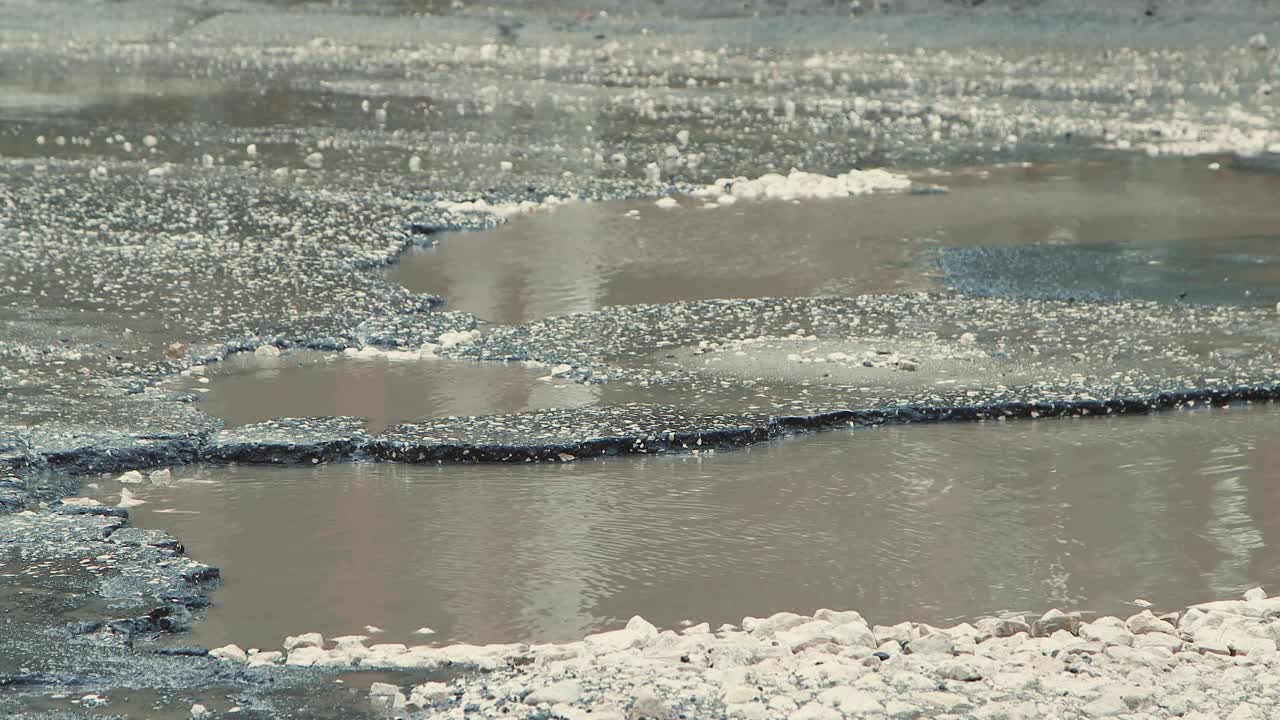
[[370, 405, 773, 463], [203, 416, 373, 465]]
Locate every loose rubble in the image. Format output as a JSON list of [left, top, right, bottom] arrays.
[[197, 589, 1280, 719]]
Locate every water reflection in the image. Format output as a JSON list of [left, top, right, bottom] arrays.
[[390, 158, 1280, 324], [87, 403, 1280, 650], [171, 350, 600, 431]]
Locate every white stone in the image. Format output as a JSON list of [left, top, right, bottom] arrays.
[[746, 612, 810, 638], [993, 671, 1039, 690], [654, 197, 679, 209], [818, 687, 883, 714], [873, 622, 914, 644], [210, 644, 247, 663], [116, 470, 145, 484], [693, 168, 911, 202], [934, 656, 996, 681], [916, 692, 972, 713], [1082, 694, 1129, 717], [887, 671, 936, 692], [585, 616, 658, 653], [331, 635, 368, 646], [117, 488, 145, 508], [408, 682, 451, 707], [1126, 610, 1176, 635], [1191, 641, 1231, 656], [284, 647, 328, 666], [945, 622, 979, 642], [775, 620, 837, 652], [814, 609, 867, 626], [283, 632, 324, 651], [789, 702, 841, 720], [247, 651, 283, 667], [883, 700, 920, 719], [829, 622, 876, 649], [1243, 587, 1267, 602], [1132, 632, 1183, 652], [524, 680, 581, 705], [906, 632, 954, 655], [724, 686, 758, 704], [629, 688, 666, 719], [1228, 701, 1264, 719], [1223, 633, 1276, 656], [190, 704, 209, 719], [1080, 622, 1134, 647]]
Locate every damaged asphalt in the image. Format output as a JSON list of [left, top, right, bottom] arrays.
[[3, 0, 1280, 716]]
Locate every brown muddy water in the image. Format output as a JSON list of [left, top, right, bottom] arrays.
[[389, 158, 1280, 324], [86, 403, 1280, 651]]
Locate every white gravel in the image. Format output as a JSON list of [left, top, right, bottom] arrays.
[[692, 168, 913, 202], [207, 588, 1280, 719]]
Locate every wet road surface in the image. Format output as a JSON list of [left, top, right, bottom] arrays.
[[4, 1, 1280, 716]]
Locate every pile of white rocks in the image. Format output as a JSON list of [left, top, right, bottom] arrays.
[[691, 168, 913, 203], [209, 589, 1280, 719]]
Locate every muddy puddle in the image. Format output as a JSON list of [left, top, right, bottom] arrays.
[[390, 157, 1280, 324], [86, 403, 1280, 651], [169, 350, 602, 432]]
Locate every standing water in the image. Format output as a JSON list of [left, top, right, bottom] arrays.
[[87, 403, 1280, 651]]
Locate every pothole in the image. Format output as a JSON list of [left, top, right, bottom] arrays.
[[389, 157, 1280, 325], [84, 403, 1280, 652], [166, 349, 606, 433]]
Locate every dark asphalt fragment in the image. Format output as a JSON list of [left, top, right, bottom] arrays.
[[203, 416, 373, 465], [369, 405, 774, 463]]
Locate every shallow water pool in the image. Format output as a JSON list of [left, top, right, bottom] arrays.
[[87, 403, 1280, 651]]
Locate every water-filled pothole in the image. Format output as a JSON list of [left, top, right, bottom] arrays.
[[87, 403, 1280, 651], [389, 157, 1280, 325], [168, 349, 604, 432]]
